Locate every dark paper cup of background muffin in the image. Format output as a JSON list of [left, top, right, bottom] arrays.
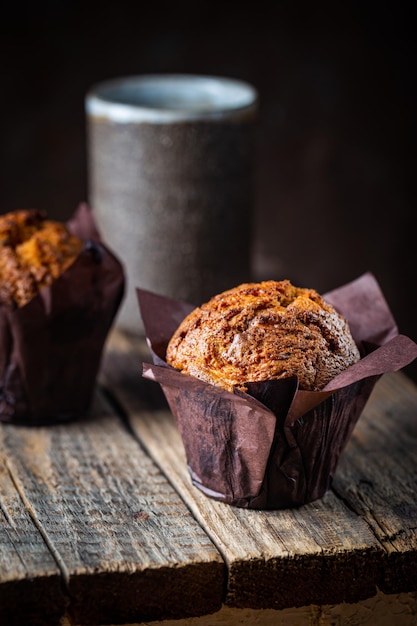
[[138, 273, 417, 510], [0, 203, 125, 426]]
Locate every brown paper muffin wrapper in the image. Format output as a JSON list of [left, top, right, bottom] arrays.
[[0, 203, 125, 426], [137, 273, 417, 509]]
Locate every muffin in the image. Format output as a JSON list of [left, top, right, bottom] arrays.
[[138, 273, 417, 509], [166, 280, 361, 392], [0, 203, 124, 426], [0, 209, 83, 307]]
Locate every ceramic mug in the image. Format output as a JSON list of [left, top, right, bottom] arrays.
[[85, 74, 258, 334]]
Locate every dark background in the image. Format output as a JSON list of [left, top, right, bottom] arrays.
[[1, 1, 416, 379]]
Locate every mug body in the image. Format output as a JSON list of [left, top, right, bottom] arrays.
[[86, 74, 258, 333]]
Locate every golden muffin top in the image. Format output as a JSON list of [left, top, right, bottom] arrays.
[[166, 279, 360, 392]]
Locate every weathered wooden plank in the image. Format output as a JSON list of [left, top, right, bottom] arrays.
[[0, 387, 224, 625], [333, 371, 417, 595], [100, 331, 391, 610], [0, 448, 66, 626]]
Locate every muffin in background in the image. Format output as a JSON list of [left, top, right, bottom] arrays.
[[0, 209, 83, 307], [0, 203, 125, 426]]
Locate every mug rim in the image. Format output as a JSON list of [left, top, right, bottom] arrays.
[[85, 73, 258, 123]]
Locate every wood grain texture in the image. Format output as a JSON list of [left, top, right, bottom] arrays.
[[333, 370, 417, 595], [100, 331, 417, 610], [0, 448, 66, 626], [0, 384, 224, 625]]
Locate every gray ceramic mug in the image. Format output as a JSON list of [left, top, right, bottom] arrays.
[[85, 74, 258, 334]]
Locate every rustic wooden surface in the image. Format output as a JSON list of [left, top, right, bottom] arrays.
[[101, 332, 417, 612], [333, 371, 417, 596], [0, 448, 65, 626], [1, 329, 417, 625], [0, 356, 223, 626]]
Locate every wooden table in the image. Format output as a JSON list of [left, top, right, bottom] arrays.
[[1, 331, 416, 626]]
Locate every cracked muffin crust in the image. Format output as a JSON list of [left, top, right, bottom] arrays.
[[0, 209, 83, 307], [166, 279, 361, 392]]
